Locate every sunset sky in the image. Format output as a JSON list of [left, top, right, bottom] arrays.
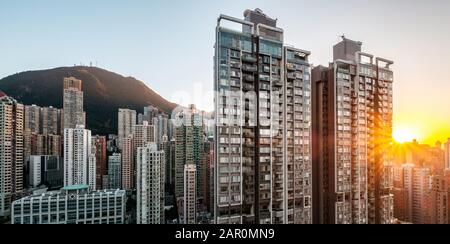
[[1, 0, 450, 145]]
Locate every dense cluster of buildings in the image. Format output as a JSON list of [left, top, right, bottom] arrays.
[[392, 140, 450, 224], [4, 8, 447, 225]]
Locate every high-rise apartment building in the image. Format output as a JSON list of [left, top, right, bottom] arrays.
[[445, 139, 450, 170], [214, 9, 312, 224], [108, 153, 122, 190], [136, 143, 165, 224], [0, 95, 24, 217], [312, 37, 394, 224], [165, 138, 176, 187], [11, 185, 126, 224], [24, 105, 41, 134], [174, 105, 204, 206], [92, 135, 107, 189], [133, 121, 155, 148], [155, 113, 169, 148], [183, 164, 197, 224], [41, 106, 61, 135], [143, 105, 159, 124], [24, 105, 62, 135], [118, 109, 136, 149], [429, 175, 449, 224], [63, 77, 85, 129], [63, 125, 96, 190], [121, 136, 134, 190], [107, 134, 119, 153], [133, 121, 156, 189], [200, 139, 213, 212], [393, 164, 414, 223], [24, 133, 61, 165], [29, 155, 64, 190], [64, 76, 83, 91], [412, 167, 431, 224]]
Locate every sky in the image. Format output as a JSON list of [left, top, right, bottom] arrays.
[[1, 0, 450, 145]]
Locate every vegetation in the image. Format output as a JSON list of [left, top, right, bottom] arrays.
[[0, 66, 177, 135]]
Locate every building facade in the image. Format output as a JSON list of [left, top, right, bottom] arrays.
[[312, 38, 394, 224], [445, 139, 450, 170], [63, 125, 96, 190], [184, 164, 197, 224], [29, 155, 64, 190], [214, 9, 312, 224], [92, 136, 107, 189], [0, 95, 24, 217], [108, 153, 122, 190], [63, 77, 85, 129], [24, 105, 41, 134], [11, 185, 126, 224], [121, 136, 134, 190], [41, 106, 62, 135], [173, 105, 204, 204], [136, 143, 165, 224], [118, 109, 136, 149]]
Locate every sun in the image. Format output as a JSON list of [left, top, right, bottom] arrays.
[[393, 128, 417, 143]]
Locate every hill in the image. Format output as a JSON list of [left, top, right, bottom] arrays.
[[0, 66, 177, 135]]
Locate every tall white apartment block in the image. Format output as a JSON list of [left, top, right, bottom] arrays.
[[63, 125, 96, 190], [136, 143, 165, 224]]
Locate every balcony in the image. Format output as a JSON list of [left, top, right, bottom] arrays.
[[243, 75, 255, 82], [242, 54, 257, 63], [286, 63, 295, 71], [242, 64, 257, 73], [287, 73, 296, 80], [243, 83, 254, 91]]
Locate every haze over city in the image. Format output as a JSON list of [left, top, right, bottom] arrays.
[[1, 0, 450, 143]]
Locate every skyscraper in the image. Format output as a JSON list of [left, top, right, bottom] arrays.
[[445, 139, 450, 170], [92, 135, 107, 189], [429, 175, 449, 224], [41, 106, 62, 135], [63, 77, 85, 129], [143, 105, 159, 124], [393, 164, 414, 223], [214, 9, 312, 224], [183, 164, 197, 224], [24, 105, 40, 134], [121, 136, 134, 190], [312, 37, 395, 224], [133, 121, 156, 156], [155, 113, 169, 148], [136, 143, 165, 224], [108, 153, 122, 190], [118, 109, 136, 149], [0, 95, 24, 217], [24, 133, 61, 160], [63, 125, 96, 190], [412, 167, 431, 224], [173, 105, 204, 205]]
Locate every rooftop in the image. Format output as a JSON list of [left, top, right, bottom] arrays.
[[62, 185, 90, 191]]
